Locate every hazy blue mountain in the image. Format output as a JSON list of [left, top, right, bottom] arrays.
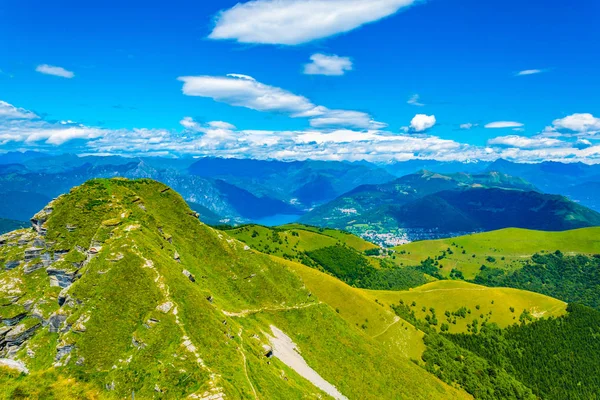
[[486, 159, 600, 211], [381, 159, 489, 177], [188, 157, 395, 207], [300, 170, 538, 229], [390, 188, 600, 233]]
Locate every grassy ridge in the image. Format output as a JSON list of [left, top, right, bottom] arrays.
[[360, 280, 566, 334], [394, 227, 600, 278], [1, 179, 468, 399]]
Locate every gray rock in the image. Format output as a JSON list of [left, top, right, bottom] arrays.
[[0, 358, 29, 374], [23, 262, 44, 274], [1, 313, 27, 327], [47, 313, 67, 333], [4, 260, 20, 271], [47, 267, 80, 289], [0, 321, 41, 349], [55, 344, 73, 362], [182, 269, 196, 282], [24, 247, 43, 262]]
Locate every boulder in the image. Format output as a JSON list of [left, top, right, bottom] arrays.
[[183, 269, 196, 283]]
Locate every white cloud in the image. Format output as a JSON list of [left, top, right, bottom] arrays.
[[410, 114, 436, 132], [516, 69, 543, 76], [208, 121, 237, 130], [7, 100, 600, 165], [0, 101, 38, 119], [177, 73, 383, 129], [178, 74, 316, 115], [549, 113, 600, 134], [304, 53, 353, 76], [407, 94, 424, 107], [35, 64, 75, 78], [487, 135, 564, 149], [484, 121, 524, 129], [459, 123, 477, 130], [209, 0, 420, 45], [309, 110, 387, 129]]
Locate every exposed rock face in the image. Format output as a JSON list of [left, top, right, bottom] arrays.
[[47, 267, 80, 289], [1, 313, 27, 327], [0, 321, 41, 351], [47, 313, 68, 333]]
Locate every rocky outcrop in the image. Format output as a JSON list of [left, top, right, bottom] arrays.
[[1, 313, 27, 327], [46, 313, 68, 333], [47, 267, 80, 289], [0, 321, 41, 351]]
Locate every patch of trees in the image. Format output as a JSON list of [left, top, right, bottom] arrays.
[[474, 252, 600, 309], [306, 245, 429, 290], [447, 304, 600, 400], [390, 303, 534, 399]]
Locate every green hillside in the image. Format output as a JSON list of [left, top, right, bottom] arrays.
[[394, 227, 600, 279], [361, 280, 567, 334], [0, 179, 468, 399], [227, 224, 434, 291]]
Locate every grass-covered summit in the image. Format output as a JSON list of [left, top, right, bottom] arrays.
[[0, 178, 468, 399]]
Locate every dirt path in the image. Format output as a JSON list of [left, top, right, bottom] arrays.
[[268, 325, 348, 400], [372, 316, 401, 339], [222, 302, 320, 318], [237, 327, 258, 400]]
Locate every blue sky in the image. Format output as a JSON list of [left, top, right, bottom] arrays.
[[1, 0, 599, 162]]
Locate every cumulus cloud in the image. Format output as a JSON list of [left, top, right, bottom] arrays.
[[410, 114, 436, 132], [487, 135, 564, 149], [516, 69, 543, 76], [407, 94, 424, 107], [549, 113, 600, 134], [177, 73, 384, 129], [209, 0, 420, 45], [35, 64, 75, 78], [484, 121, 524, 129], [304, 53, 353, 76], [0, 101, 38, 119], [309, 110, 387, 129]]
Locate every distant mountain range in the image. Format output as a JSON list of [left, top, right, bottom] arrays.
[[1, 153, 600, 240], [0, 153, 393, 226], [300, 170, 600, 240]]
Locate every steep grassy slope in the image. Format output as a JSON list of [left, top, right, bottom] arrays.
[[394, 227, 600, 278], [278, 257, 427, 359], [361, 280, 567, 334], [0, 179, 468, 399]]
